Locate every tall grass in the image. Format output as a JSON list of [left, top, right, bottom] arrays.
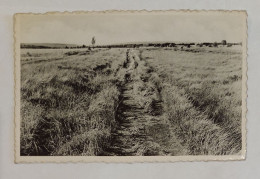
[[20, 48, 126, 156], [141, 46, 242, 155], [122, 50, 186, 155], [21, 46, 243, 156], [161, 83, 234, 155]]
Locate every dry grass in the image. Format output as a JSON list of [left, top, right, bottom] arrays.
[[20, 48, 126, 156], [20, 45, 242, 156], [141, 46, 242, 155]]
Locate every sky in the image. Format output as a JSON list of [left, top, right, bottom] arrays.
[[19, 12, 246, 45]]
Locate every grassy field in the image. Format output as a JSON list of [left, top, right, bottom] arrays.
[[20, 45, 242, 156], [141, 46, 242, 155], [20, 48, 127, 155]]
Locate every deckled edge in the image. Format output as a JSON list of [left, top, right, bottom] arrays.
[[14, 13, 19, 164], [14, 10, 248, 163], [243, 10, 248, 162]]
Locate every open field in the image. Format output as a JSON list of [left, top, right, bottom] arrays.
[[21, 48, 127, 155], [20, 45, 242, 156], [141, 45, 242, 155]]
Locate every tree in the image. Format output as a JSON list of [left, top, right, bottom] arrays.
[[221, 40, 227, 45], [91, 36, 96, 47]]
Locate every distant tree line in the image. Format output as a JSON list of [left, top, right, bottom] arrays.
[[21, 41, 242, 49], [20, 44, 55, 49], [196, 41, 242, 47]]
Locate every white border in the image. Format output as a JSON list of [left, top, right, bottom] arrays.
[[14, 10, 247, 163]]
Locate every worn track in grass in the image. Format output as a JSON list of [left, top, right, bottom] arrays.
[[105, 49, 169, 156]]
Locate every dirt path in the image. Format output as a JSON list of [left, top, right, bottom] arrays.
[[106, 49, 170, 156]]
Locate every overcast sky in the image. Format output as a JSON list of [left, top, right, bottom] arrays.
[[19, 12, 246, 45]]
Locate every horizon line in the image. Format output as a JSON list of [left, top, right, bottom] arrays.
[[21, 40, 242, 46]]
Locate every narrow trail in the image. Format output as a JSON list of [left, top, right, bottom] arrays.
[[107, 49, 169, 156]]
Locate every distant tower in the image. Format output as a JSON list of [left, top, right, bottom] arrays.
[[92, 36, 96, 47]]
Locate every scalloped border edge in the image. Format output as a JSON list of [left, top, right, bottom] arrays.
[[13, 10, 248, 163]]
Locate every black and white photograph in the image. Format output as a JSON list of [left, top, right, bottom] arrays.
[[14, 11, 247, 162]]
